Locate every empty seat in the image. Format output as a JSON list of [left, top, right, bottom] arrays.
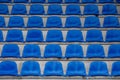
[[116, 0, 120, 3], [102, 4, 117, 15], [86, 30, 103, 42], [46, 16, 62, 28], [108, 44, 120, 58], [44, 44, 62, 58], [65, 0, 79, 3], [29, 4, 44, 15], [31, 0, 45, 3], [22, 44, 41, 58], [66, 30, 83, 42], [103, 16, 119, 28], [82, 0, 96, 3], [44, 61, 63, 76], [46, 30, 63, 42], [0, 30, 3, 42], [1, 44, 20, 58], [66, 61, 86, 76], [65, 44, 83, 58], [0, 0, 11, 3], [6, 30, 23, 42], [21, 61, 41, 76], [0, 61, 18, 76], [89, 61, 109, 76], [14, 0, 28, 3], [65, 16, 81, 28], [99, 0, 114, 3], [111, 62, 120, 76], [66, 5, 81, 15], [0, 16, 5, 27], [0, 4, 8, 14], [84, 4, 99, 15], [86, 44, 105, 58], [26, 30, 43, 42], [8, 16, 24, 28], [47, 5, 62, 15], [27, 16, 43, 28], [48, 0, 62, 3], [106, 30, 120, 42], [11, 4, 27, 15]]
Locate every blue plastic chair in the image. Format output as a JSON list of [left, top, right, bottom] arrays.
[[65, 16, 81, 28], [1, 44, 20, 58], [48, 0, 62, 3], [46, 30, 63, 42], [103, 16, 119, 28], [65, 0, 79, 3], [0, 30, 3, 42], [86, 30, 103, 42], [0, 0, 11, 3], [29, 4, 44, 15], [66, 61, 86, 76], [106, 30, 120, 42], [84, 4, 99, 15], [27, 16, 43, 28], [0, 4, 8, 14], [22, 44, 41, 58], [44, 61, 63, 76], [89, 61, 109, 76], [48, 5, 62, 15], [26, 30, 43, 42], [11, 4, 27, 15], [84, 16, 100, 28], [0, 16, 5, 28], [111, 62, 120, 76], [0, 61, 18, 76], [66, 30, 83, 42], [65, 44, 83, 58], [8, 16, 24, 28], [86, 44, 105, 58], [31, 0, 45, 3], [99, 0, 114, 3], [66, 5, 81, 15], [116, 0, 120, 3], [14, 0, 28, 3], [6, 30, 23, 42], [102, 4, 117, 15], [82, 0, 96, 3], [44, 44, 62, 58], [46, 16, 62, 28], [21, 61, 41, 76], [108, 44, 120, 58]]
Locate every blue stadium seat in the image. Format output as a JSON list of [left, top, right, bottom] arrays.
[[8, 16, 24, 28], [0, 0, 11, 3], [108, 44, 120, 58], [0, 16, 5, 27], [6, 30, 23, 42], [84, 16, 100, 28], [111, 62, 120, 76], [103, 16, 119, 28], [66, 61, 86, 76], [44, 44, 62, 58], [82, 0, 96, 3], [86, 30, 103, 42], [14, 0, 28, 3], [44, 61, 63, 76], [48, 0, 62, 3], [66, 5, 81, 15], [84, 4, 99, 15], [31, 0, 45, 3], [11, 4, 27, 15], [47, 5, 62, 15], [66, 30, 83, 42], [26, 30, 43, 42], [1, 44, 20, 58], [65, 16, 81, 28], [0, 61, 18, 76], [89, 61, 109, 76], [86, 44, 105, 58], [21, 61, 41, 76], [102, 4, 117, 15], [46, 16, 62, 28], [46, 30, 63, 42], [0, 30, 3, 42], [0, 4, 8, 14], [27, 16, 43, 28], [29, 4, 44, 15], [116, 0, 120, 3], [65, 0, 79, 3], [99, 0, 114, 3], [22, 44, 41, 58], [65, 44, 83, 58], [106, 30, 120, 42]]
